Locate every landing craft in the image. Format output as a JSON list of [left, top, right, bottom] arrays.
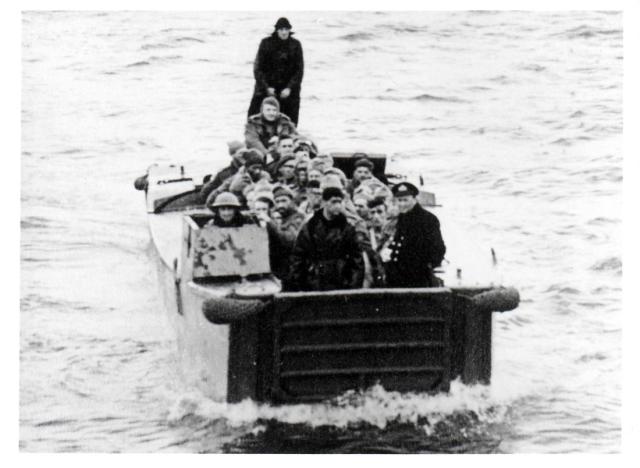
[[135, 152, 519, 403]]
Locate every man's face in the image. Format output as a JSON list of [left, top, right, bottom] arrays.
[[353, 167, 373, 183], [271, 210, 283, 227], [308, 169, 322, 182], [370, 204, 387, 228], [279, 160, 296, 180], [218, 207, 236, 223], [309, 188, 323, 209], [294, 149, 310, 162], [278, 138, 294, 157], [323, 197, 344, 218], [296, 168, 308, 185], [396, 195, 417, 214], [277, 28, 291, 40], [247, 164, 263, 181], [353, 198, 370, 220], [316, 154, 333, 169], [254, 200, 270, 217], [262, 104, 278, 121], [274, 195, 292, 214]]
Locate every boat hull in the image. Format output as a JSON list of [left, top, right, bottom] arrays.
[[141, 163, 519, 403]]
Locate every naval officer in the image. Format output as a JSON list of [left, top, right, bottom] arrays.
[[382, 182, 446, 288]]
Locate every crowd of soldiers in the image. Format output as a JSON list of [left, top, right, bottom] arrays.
[[199, 95, 446, 292]]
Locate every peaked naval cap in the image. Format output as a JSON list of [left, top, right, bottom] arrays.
[[391, 182, 419, 198]]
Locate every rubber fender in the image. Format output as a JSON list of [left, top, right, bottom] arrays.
[[202, 297, 266, 324], [134, 174, 148, 191], [471, 287, 520, 312]]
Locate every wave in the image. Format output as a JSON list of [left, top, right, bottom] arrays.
[[488, 75, 516, 85], [466, 86, 493, 92], [21, 216, 51, 230], [55, 148, 84, 154], [519, 64, 546, 72], [148, 55, 183, 62], [410, 94, 468, 103], [125, 61, 150, 68], [167, 380, 517, 453], [590, 257, 622, 273], [339, 32, 375, 41], [545, 284, 581, 295], [174, 36, 205, 43], [140, 43, 175, 50], [376, 23, 424, 34], [587, 217, 619, 226], [223, 413, 501, 453], [561, 25, 622, 39], [576, 352, 608, 363]]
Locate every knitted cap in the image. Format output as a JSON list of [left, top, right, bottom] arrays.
[[244, 149, 265, 168], [273, 185, 295, 200], [274, 17, 292, 29], [227, 140, 245, 156]]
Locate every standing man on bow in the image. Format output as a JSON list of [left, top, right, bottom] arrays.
[[248, 17, 304, 125]]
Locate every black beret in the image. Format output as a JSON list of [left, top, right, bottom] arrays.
[[368, 196, 387, 209], [322, 187, 345, 201], [391, 182, 419, 197]]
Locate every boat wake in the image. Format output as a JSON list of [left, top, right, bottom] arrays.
[[165, 380, 519, 453]]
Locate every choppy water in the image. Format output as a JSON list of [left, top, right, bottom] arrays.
[[20, 11, 622, 453]]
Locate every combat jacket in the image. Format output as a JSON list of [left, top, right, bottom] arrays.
[[287, 210, 364, 291], [244, 113, 298, 156]]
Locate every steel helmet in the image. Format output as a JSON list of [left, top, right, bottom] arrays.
[[209, 192, 241, 209]]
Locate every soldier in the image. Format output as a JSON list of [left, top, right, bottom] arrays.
[[197, 142, 247, 203], [267, 185, 306, 279], [247, 17, 304, 125], [206, 192, 251, 228], [265, 134, 295, 176], [353, 193, 373, 227], [383, 182, 446, 288], [367, 196, 396, 252], [298, 179, 322, 218], [287, 187, 364, 291], [307, 167, 323, 183], [205, 149, 270, 207], [245, 96, 298, 156], [273, 155, 298, 187]]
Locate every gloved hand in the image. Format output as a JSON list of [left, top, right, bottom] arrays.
[[280, 88, 291, 99]]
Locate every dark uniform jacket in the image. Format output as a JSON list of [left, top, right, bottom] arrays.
[[244, 113, 298, 156], [198, 163, 240, 204], [385, 203, 446, 288], [267, 207, 306, 280], [254, 35, 304, 94], [287, 210, 364, 292]]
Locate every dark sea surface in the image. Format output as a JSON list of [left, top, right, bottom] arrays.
[[20, 11, 622, 453]]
